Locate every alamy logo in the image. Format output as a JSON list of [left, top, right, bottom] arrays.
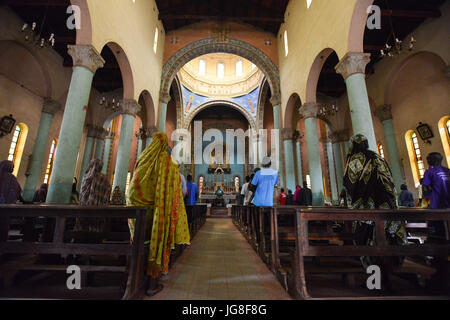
[[367, 5, 381, 30], [366, 265, 381, 290], [67, 5, 81, 30], [66, 265, 81, 290]]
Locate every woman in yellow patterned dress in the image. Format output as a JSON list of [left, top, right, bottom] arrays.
[[127, 132, 190, 296]]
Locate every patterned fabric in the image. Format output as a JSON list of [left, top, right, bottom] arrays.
[[343, 134, 407, 265], [111, 186, 123, 205], [127, 132, 190, 278], [80, 160, 111, 206], [78, 160, 111, 232], [0, 160, 21, 204]]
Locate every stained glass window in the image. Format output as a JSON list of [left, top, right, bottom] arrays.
[[43, 139, 57, 184]]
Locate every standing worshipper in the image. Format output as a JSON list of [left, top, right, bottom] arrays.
[[279, 188, 287, 205], [241, 176, 251, 205], [32, 183, 48, 203], [299, 181, 312, 206], [286, 189, 294, 205], [186, 174, 199, 205], [127, 132, 190, 296], [422, 152, 450, 238], [343, 134, 406, 275], [293, 185, 302, 205], [248, 157, 278, 207], [0, 160, 25, 204], [78, 160, 111, 231]]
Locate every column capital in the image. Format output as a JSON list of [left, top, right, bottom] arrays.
[[105, 131, 115, 140], [67, 45, 105, 73], [328, 129, 351, 143], [120, 99, 141, 116], [159, 92, 171, 104], [269, 95, 281, 107], [42, 98, 62, 115], [135, 128, 147, 140], [320, 136, 331, 144], [335, 52, 370, 80], [96, 128, 108, 140], [86, 124, 99, 138], [281, 128, 295, 141], [299, 103, 319, 119], [293, 130, 304, 142], [374, 104, 393, 122], [144, 126, 158, 138]]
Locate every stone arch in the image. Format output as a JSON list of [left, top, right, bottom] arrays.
[[284, 93, 302, 129], [0, 40, 52, 98], [102, 42, 134, 100], [348, 0, 374, 52], [138, 90, 155, 128], [171, 75, 184, 129], [184, 100, 256, 131], [256, 78, 270, 130], [384, 51, 446, 105], [161, 38, 280, 104], [70, 0, 92, 45], [305, 48, 337, 103]]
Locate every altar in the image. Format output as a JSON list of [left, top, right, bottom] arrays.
[[198, 165, 238, 206]]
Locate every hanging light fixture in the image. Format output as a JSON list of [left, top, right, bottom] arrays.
[[379, 1, 416, 59], [100, 97, 121, 112], [20, 5, 55, 48], [317, 102, 339, 118]]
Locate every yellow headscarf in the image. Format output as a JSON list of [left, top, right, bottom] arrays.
[[127, 132, 190, 276]]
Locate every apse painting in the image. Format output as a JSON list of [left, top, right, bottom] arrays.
[[182, 85, 259, 119]]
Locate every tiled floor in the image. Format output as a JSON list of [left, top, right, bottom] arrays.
[[146, 218, 291, 300]]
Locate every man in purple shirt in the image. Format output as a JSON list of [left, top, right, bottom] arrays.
[[422, 152, 450, 237]]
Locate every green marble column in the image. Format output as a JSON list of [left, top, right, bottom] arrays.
[[78, 125, 97, 188], [300, 103, 324, 206], [47, 45, 104, 204], [144, 126, 158, 151], [136, 128, 146, 157], [282, 128, 296, 191], [93, 128, 107, 160], [325, 140, 339, 204], [158, 93, 170, 133], [112, 100, 141, 202], [101, 132, 114, 175], [336, 52, 376, 151], [328, 129, 350, 196], [375, 104, 405, 189], [23, 99, 61, 201], [271, 98, 284, 187], [295, 135, 303, 187]]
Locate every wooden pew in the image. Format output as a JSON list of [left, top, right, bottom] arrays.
[[0, 205, 148, 300], [282, 207, 450, 299]]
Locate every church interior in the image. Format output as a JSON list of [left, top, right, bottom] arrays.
[[0, 0, 449, 301]]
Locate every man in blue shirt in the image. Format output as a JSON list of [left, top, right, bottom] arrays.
[[186, 175, 199, 205], [250, 157, 279, 207]]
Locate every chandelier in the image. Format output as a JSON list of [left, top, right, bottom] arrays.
[[317, 103, 339, 118], [20, 5, 55, 49], [380, 1, 416, 58], [100, 97, 121, 112]]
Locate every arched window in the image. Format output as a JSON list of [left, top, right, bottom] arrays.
[[306, 174, 311, 189], [405, 130, 425, 186], [438, 116, 450, 166], [125, 171, 132, 195], [284, 30, 289, 57], [198, 58, 206, 76], [377, 143, 385, 159], [43, 139, 57, 184], [217, 62, 225, 79], [235, 60, 243, 78], [153, 27, 159, 54], [8, 123, 28, 176]]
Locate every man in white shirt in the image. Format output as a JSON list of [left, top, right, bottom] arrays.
[[241, 176, 251, 205]]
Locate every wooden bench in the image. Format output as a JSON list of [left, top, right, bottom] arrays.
[[283, 207, 450, 299], [0, 205, 148, 300]]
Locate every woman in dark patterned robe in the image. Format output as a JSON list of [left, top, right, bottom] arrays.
[[343, 134, 406, 271]]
